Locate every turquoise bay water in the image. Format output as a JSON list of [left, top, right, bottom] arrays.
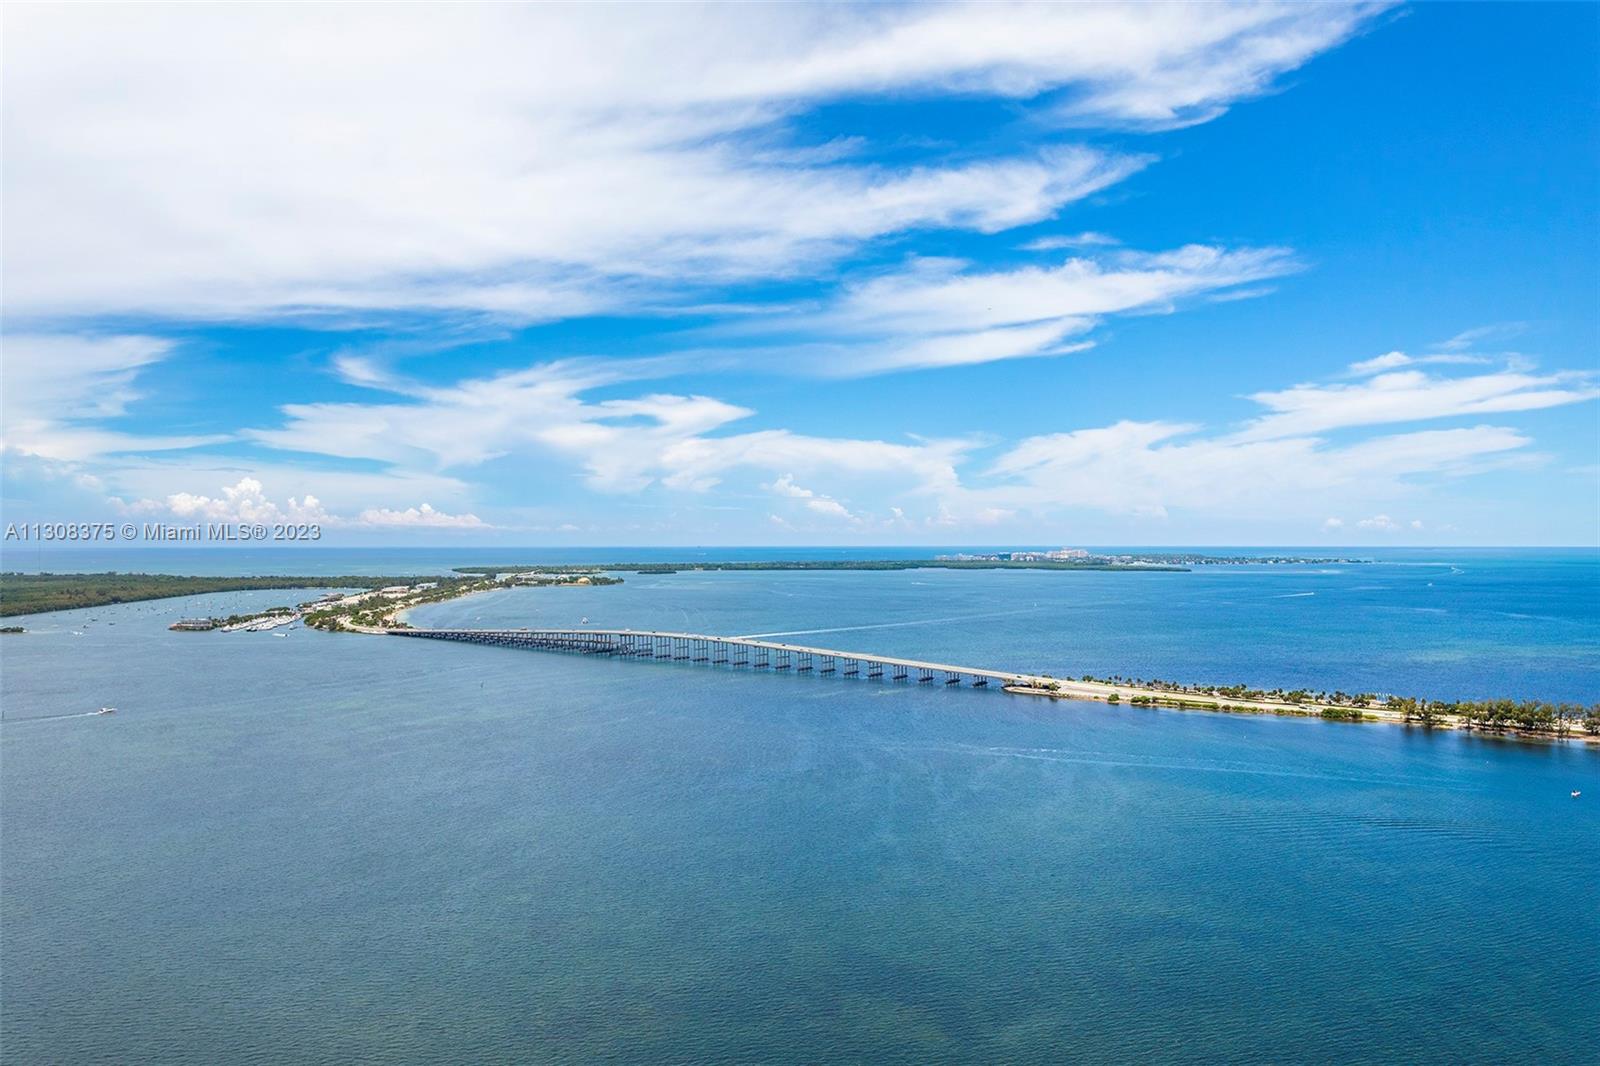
[[3, 553, 1597, 1062]]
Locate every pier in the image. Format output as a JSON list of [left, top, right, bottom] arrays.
[[389, 627, 1031, 690]]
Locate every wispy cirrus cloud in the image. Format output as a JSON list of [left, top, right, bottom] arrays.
[[1430, 322, 1528, 353], [223, 335, 1588, 533], [9, 320, 1593, 539], [830, 246, 1298, 335], [1239, 365, 1599, 440], [246, 357, 973, 501], [0, 334, 231, 462], [739, 243, 1300, 376], [975, 421, 1534, 521], [1346, 350, 1489, 375], [946, 352, 1597, 527], [4, 2, 1384, 325], [1020, 232, 1121, 251]]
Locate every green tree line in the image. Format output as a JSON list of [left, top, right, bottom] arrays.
[[0, 572, 436, 617]]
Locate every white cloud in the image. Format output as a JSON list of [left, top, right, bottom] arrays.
[[0, 334, 230, 461], [1347, 350, 1489, 375], [1021, 232, 1121, 251], [2, 333, 168, 419], [1347, 351, 1411, 375], [92, 457, 472, 516], [767, 324, 1097, 377], [1326, 513, 1439, 538], [765, 474, 859, 521], [356, 503, 486, 529], [228, 336, 1595, 534], [26, 324, 1586, 539], [767, 474, 818, 500], [1205, 285, 1279, 304], [806, 498, 855, 520], [3, 2, 1383, 323], [977, 423, 1534, 521], [165, 477, 327, 524], [760, 243, 1298, 375], [128, 476, 486, 529], [248, 360, 972, 505], [830, 245, 1297, 336], [1240, 367, 1599, 440], [1431, 323, 1526, 353], [1040, 3, 1389, 128]]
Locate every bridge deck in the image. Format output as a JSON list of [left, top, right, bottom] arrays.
[[391, 627, 1039, 686], [380, 626, 1392, 720]]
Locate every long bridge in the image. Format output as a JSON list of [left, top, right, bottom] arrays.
[[378, 626, 1381, 719], [389, 627, 1040, 691]]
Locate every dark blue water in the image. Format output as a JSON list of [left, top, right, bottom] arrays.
[[3, 555, 1597, 1063]]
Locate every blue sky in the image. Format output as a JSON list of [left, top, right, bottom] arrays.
[[3, 2, 1596, 546]]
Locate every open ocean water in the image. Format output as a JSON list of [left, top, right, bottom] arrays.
[[2, 549, 1597, 1063]]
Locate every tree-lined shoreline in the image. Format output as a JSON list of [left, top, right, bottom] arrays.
[[0, 572, 437, 617], [1, 558, 1200, 616]]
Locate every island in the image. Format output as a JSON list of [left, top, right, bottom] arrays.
[[303, 575, 1596, 745], [452, 557, 1187, 576], [4, 563, 1591, 745], [451, 551, 1369, 576], [1, 556, 1200, 616]]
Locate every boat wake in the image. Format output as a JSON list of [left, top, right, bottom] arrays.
[[2, 709, 117, 724]]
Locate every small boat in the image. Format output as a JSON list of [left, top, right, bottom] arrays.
[[580, 617, 589, 625], [1573, 790, 1582, 799], [95, 706, 116, 715]]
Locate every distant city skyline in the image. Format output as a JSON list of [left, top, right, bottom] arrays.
[[3, 2, 1596, 546]]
